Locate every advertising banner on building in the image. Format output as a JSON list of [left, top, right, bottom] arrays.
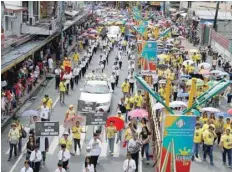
[[160, 115, 196, 172]]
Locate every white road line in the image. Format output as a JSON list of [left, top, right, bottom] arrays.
[[9, 143, 27, 172], [113, 134, 120, 157], [139, 150, 143, 172], [100, 127, 108, 157], [47, 125, 65, 155], [52, 97, 60, 109], [76, 126, 88, 155]]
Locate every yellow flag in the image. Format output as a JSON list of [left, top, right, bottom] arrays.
[[154, 27, 159, 39], [144, 30, 148, 40]]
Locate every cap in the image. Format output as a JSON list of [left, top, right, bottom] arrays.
[[118, 111, 122, 114], [69, 104, 74, 108], [63, 132, 69, 136]]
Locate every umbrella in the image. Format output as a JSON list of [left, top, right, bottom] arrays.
[[106, 117, 124, 131], [64, 115, 85, 128], [218, 72, 229, 76], [157, 64, 168, 70], [210, 70, 222, 75], [198, 63, 211, 70], [189, 73, 204, 80], [128, 109, 148, 118], [170, 101, 187, 108], [81, 32, 88, 36], [215, 112, 231, 118], [183, 60, 194, 65], [178, 35, 185, 40], [200, 107, 220, 113], [186, 79, 204, 87], [171, 47, 179, 51], [208, 80, 219, 88], [199, 70, 210, 75], [89, 30, 98, 34], [166, 43, 174, 47], [159, 80, 166, 84], [88, 28, 93, 31], [127, 34, 136, 37], [228, 109, 232, 115], [21, 110, 39, 117], [180, 75, 192, 79]]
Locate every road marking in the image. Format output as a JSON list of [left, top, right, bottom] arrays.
[[113, 134, 120, 157], [100, 127, 108, 157], [9, 143, 27, 172], [47, 124, 65, 154], [52, 97, 60, 109], [139, 150, 143, 172]]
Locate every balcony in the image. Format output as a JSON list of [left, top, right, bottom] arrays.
[[21, 18, 60, 36]]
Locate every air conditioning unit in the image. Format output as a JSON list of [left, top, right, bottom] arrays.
[[29, 17, 36, 26]]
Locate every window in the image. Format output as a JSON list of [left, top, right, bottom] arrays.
[[33, 1, 39, 21], [5, 16, 11, 31], [22, 1, 28, 22]]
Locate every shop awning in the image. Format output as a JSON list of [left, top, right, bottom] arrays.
[[4, 4, 27, 13]]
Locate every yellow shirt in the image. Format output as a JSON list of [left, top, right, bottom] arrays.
[[159, 88, 165, 98], [73, 53, 79, 61], [72, 126, 83, 139], [16, 124, 23, 137], [193, 128, 203, 143], [200, 117, 208, 124], [42, 98, 53, 109], [107, 126, 116, 138], [121, 82, 130, 93], [63, 60, 68, 67], [221, 134, 232, 149], [203, 130, 216, 145], [59, 82, 66, 92], [8, 128, 20, 141], [134, 94, 143, 107], [124, 128, 132, 141], [125, 97, 134, 110], [59, 138, 72, 151], [224, 123, 231, 131]]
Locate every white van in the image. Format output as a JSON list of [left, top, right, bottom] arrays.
[[107, 26, 121, 39]]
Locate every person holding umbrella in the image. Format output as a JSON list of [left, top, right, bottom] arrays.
[[64, 104, 76, 134], [106, 121, 117, 156], [116, 111, 125, 143]]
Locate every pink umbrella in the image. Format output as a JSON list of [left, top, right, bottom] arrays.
[[228, 109, 232, 115], [199, 70, 210, 75], [88, 28, 93, 31], [128, 109, 148, 118], [64, 115, 85, 128]]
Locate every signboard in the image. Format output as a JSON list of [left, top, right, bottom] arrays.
[[86, 112, 107, 126], [141, 70, 156, 76], [78, 100, 97, 113], [35, 121, 59, 137], [141, 41, 158, 61], [160, 115, 196, 172]]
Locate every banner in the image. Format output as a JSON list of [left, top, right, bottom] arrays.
[[86, 112, 107, 126], [35, 122, 59, 137], [78, 100, 97, 113], [141, 41, 158, 61], [160, 115, 196, 172]]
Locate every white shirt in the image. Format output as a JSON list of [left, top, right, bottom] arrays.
[[1, 80, 7, 87], [73, 68, 80, 76], [128, 74, 135, 83], [30, 150, 42, 162], [88, 139, 101, 156], [110, 75, 116, 83], [58, 149, 71, 162], [34, 70, 39, 78], [82, 164, 95, 172], [55, 68, 61, 76], [55, 168, 66, 172], [123, 159, 136, 172], [63, 74, 71, 84], [152, 75, 158, 84], [48, 58, 53, 69], [40, 105, 50, 119], [20, 167, 33, 172]]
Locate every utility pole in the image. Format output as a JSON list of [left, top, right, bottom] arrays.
[[213, 1, 220, 32], [60, 1, 64, 56], [188, 1, 192, 8]]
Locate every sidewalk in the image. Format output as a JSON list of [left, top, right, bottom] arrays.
[[1, 37, 79, 131]]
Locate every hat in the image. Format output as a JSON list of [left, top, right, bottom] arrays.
[[69, 104, 74, 108], [118, 111, 122, 114], [209, 124, 215, 128], [63, 132, 69, 136]]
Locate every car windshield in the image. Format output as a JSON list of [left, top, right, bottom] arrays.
[[84, 82, 109, 94]]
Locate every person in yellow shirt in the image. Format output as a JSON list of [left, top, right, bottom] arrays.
[[203, 124, 217, 165], [123, 123, 133, 144], [8, 123, 20, 161], [59, 80, 66, 103], [215, 115, 224, 145], [59, 132, 72, 152], [134, 90, 143, 108], [63, 57, 69, 72], [125, 94, 134, 122], [196, 53, 201, 65], [73, 50, 79, 65], [158, 86, 165, 99], [200, 112, 208, 125], [220, 129, 232, 167], [106, 121, 117, 156], [72, 121, 85, 154], [41, 94, 53, 110], [121, 79, 130, 97], [202, 119, 215, 132], [116, 111, 124, 143], [192, 123, 203, 161], [192, 52, 197, 62], [224, 118, 231, 131]]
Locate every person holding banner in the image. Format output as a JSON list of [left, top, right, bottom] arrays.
[[116, 111, 125, 143], [39, 102, 50, 122], [58, 144, 71, 170]]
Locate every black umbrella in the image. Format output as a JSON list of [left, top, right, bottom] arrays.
[[157, 64, 168, 70], [189, 73, 204, 80]]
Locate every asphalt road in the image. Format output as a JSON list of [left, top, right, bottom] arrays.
[[1, 42, 152, 172], [1, 39, 230, 172]]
